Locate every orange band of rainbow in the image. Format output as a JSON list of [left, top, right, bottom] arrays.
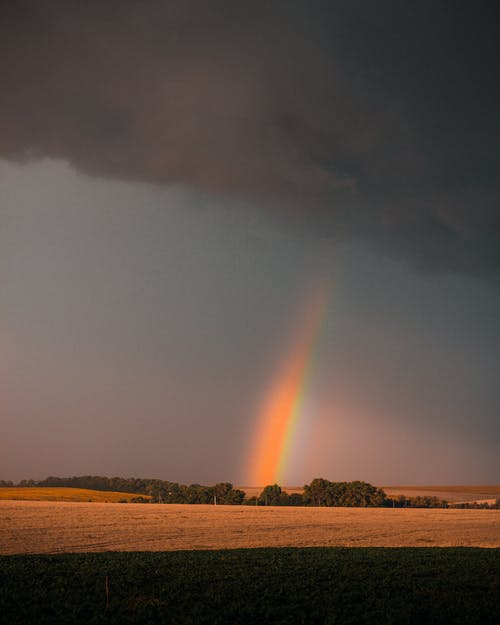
[[246, 281, 330, 486]]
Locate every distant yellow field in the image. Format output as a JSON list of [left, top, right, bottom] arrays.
[[0, 487, 150, 503], [382, 485, 500, 503]]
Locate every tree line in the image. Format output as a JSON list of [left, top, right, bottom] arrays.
[[3, 476, 499, 508], [9, 476, 246, 505], [449, 500, 500, 509], [243, 480, 387, 507]]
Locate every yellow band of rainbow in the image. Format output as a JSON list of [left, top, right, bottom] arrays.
[[246, 281, 330, 486]]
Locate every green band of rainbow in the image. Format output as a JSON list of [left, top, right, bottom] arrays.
[[275, 299, 328, 482]]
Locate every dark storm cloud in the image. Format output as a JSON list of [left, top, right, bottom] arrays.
[[1, 1, 499, 279]]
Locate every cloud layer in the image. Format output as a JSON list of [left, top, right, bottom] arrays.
[[1, 1, 499, 279]]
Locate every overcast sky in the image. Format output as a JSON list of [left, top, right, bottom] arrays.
[[1, 1, 499, 485]]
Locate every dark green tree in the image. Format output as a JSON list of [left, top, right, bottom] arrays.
[[258, 484, 282, 506]]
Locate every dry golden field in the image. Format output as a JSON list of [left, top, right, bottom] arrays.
[[0, 487, 150, 503], [382, 485, 500, 504], [1, 500, 498, 555]]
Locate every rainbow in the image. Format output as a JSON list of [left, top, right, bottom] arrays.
[[246, 281, 330, 486]]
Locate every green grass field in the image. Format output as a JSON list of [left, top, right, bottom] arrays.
[[1, 548, 498, 624]]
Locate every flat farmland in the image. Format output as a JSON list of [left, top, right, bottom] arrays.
[[382, 485, 500, 503], [0, 487, 150, 503], [1, 500, 498, 554]]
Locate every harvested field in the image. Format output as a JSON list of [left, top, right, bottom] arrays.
[[0, 487, 150, 503], [1, 500, 498, 554], [382, 485, 500, 503]]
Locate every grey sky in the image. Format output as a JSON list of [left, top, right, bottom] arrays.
[[1, 2, 499, 484], [1, 159, 498, 484]]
